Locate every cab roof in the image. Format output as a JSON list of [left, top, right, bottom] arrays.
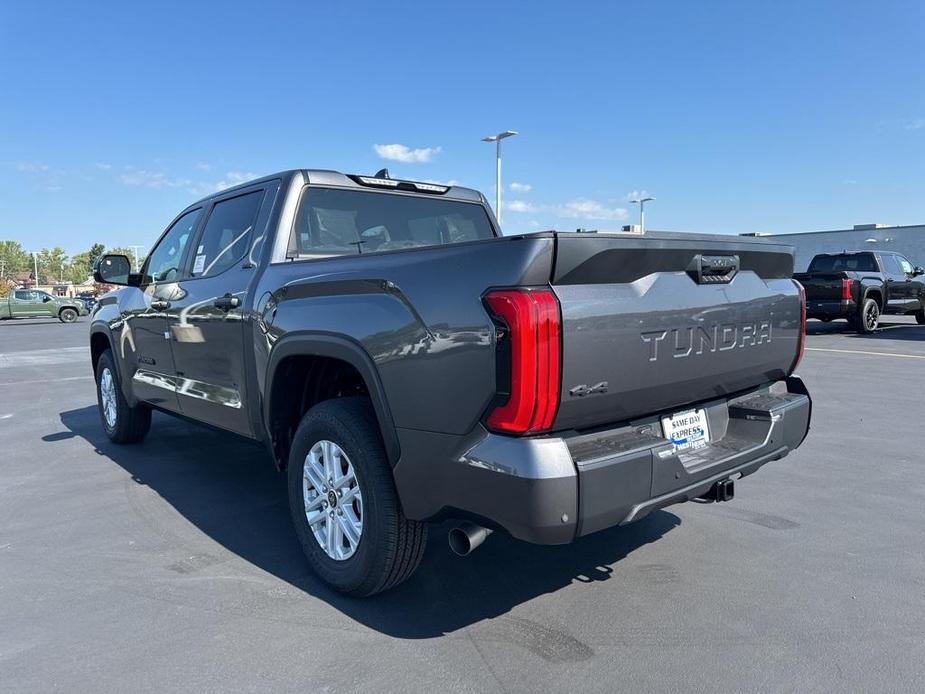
[[191, 169, 485, 206]]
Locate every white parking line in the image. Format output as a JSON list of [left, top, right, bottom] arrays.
[[0, 375, 93, 386], [806, 347, 925, 360]]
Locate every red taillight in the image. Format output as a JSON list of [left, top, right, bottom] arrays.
[[841, 278, 854, 301], [483, 288, 561, 434], [791, 281, 806, 373]]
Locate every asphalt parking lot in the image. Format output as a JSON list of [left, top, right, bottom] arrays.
[[2, 316, 925, 693]]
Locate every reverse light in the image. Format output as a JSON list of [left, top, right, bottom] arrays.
[[791, 281, 806, 374], [483, 288, 561, 434]]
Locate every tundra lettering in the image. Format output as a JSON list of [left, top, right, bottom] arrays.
[[89, 169, 810, 596], [641, 321, 773, 362]]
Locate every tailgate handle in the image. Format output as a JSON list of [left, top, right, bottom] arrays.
[[689, 254, 739, 284]]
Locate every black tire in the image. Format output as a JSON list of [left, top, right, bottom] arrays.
[[95, 349, 151, 444], [856, 297, 880, 334], [916, 309, 925, 325], [59, 307, 78, 323], [287, 397, 427, 597]]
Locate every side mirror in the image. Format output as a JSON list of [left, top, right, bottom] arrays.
[[94, 254, 133, 285], [914, 266, 924, 277]]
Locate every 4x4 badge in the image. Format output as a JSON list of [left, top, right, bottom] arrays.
[[569, 381, 608, 397]]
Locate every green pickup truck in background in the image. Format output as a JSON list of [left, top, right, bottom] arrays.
[[0, 289, 89, 322]]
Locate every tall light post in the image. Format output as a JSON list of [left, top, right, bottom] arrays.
[[630, 196, 655, 234], [127, 245, 145, 271], [31, 251, 40, 289], [481, 130, 518, 226]]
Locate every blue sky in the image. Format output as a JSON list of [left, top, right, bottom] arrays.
[[1, 0, 923, 255]]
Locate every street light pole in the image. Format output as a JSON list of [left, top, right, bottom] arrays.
[[481, 130, 518, 227], [128, 245, 145, 271], [32, 251, 40, 288], [630, 196, 655, 234]]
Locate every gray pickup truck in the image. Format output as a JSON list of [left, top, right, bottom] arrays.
[[90, 169, 811, 596]]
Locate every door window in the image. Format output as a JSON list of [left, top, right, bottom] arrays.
[[879, 254, 905, 278], [190, 191, 263, 278], [897, 256, 915, 275], [14, 290, 33, 300], [143, 208, 202, 283]]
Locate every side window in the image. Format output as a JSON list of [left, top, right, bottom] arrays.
[[144, 208, 202, 283], [879, 254, 904, 278], [14, 290, 30, 300], [190, 191, 263, 278], [897, 256, 914, 275]]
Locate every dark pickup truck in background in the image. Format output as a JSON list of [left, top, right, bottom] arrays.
[[90, 169, 811, 596], [794, 251, 925, 333]]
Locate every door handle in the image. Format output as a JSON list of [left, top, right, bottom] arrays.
[[151, 299, 171, 310], [213, 294, 240, 311]]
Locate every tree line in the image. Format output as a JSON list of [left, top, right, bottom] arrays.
[[0, 240, 146, 286]]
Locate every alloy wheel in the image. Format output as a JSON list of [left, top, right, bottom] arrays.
[[302, 439, 364, 561], [865, 302, 879, 331], [99, 368, 117, 429]]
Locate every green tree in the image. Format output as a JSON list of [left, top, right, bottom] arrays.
[[36, 247, 69, 284], [108, 246, 146, 271], [67, 243, 107, 284], [0, 240, 30, 279]]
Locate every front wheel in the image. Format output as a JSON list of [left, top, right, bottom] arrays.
[[287, 397, 427, 597], [856, 298, 880, 334], [95, 349, 151, 443], [59, 307, 78, 323]]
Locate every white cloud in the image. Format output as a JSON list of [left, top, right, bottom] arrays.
[[17, 160, 65, 191], [510, 181, 531, 193], [119, 167, 256, 196], [506, 196, 628, 221], [373, 143, 441, 163], [507, 199, 538, 213], [17, 161, 50, 173], [555, 198, 628, 221], [624, 190, 650, 202], [120, 169, 190, 189], [194, 161, 212, 171], [94, 162, 113, 170], [904, 118, 925, 130], [422, 178, 461, 186], [187, 171, 257, 196]]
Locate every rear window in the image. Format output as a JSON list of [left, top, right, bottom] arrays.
[[808, 253, 877, 273], [292, 188, 495, 257]]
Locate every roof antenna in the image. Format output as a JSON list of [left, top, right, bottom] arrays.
[[374, 168, 391, 179]]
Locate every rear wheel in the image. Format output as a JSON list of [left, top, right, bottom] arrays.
[[59, 307, 78, 323], [95, 349, 151, 443], [856, 297, 880, 334], [287, 397, 427, 597]]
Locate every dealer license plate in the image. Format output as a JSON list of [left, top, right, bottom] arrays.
[[661, 408, 710, 452]]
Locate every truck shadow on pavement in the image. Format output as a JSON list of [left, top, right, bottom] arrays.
[[56, 405, 680, 639]]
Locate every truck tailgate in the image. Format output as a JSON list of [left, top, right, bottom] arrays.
[[793, 272, 848, 300], [550, 233, 800, 431]]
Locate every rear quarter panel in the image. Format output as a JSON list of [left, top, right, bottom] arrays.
[[254, 235, 554, 436]]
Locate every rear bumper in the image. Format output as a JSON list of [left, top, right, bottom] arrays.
[[807, 299, 855, 320], [393, 376, 811, 545]]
